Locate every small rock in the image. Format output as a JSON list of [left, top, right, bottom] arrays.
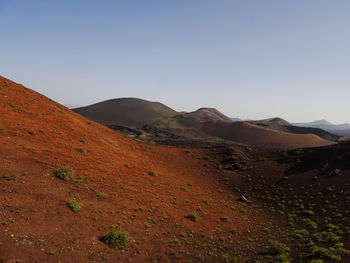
[[237, 195, 248, 202]]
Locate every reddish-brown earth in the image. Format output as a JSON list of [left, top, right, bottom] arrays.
[[1, 76, 350, 263], [202, 121, 335, 149]]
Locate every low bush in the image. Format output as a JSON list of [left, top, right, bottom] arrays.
[[103, 228, 133, 250], [97, 192, 107, 200], [186, 212, 198, 222], [220, 216, 230, 222], [54, 165, 74, 180], [149, 170, 157, 176], [67, 200, 83, 212], [267, 240, 290, 255], [75, 148, 87, 155]]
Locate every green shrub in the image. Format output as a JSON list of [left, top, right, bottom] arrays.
[[202, 199, 209, 205], [3, 174, 11, 181], [220, 216, 230, 222], [230, 227, 238, 234], [149, 170, 157, 176], [307, 243, 349, 261], [103, 228, 133, 250], [186, 212, 198, 222], [302, 210, 315, 216], [292, 229, 309, 239], [268, 240, 290, 255], [75, 148, 87, 155], [314, 231, 341, 243], [28, 130, 35, 135], [54, 165, 74, 180], [46, 249, 55, 255], [67, 200, 83, 212], [328, 169, 341, 176], [98, 192, 107, 200], [303, 218, 318, 229], [0, 124, 4, 131]]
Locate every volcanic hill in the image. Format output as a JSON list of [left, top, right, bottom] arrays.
[[74, 99, 336, 149], [73, 98, 178, 128]]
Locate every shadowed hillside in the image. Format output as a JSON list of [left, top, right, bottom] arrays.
[[202, 121, 335, 149], [248, 118, 342, 142], [74, 98, 178, 128]]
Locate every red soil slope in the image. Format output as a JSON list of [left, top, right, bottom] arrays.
[[202, 121, 335, 149], [0, 76, 285, 262]]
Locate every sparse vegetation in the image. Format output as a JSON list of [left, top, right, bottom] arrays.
[[3, 174, 11, 181], [54, 165, 74, 180], [328, 168, 341, 176], [67, 200, 83, 212], [75, 147, 87, 155], [149, 170, 157, 176], [220, 216, 230, 222], [97, 192, 107, 200], [103, 228, 133, 250], [186, 212, 198, 222], [266, 240, 291, 262], [0, 124, 4, 131]]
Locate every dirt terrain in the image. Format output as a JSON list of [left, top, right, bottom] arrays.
[[1, 76, 350, 263]]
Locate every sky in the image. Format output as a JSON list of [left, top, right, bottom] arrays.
[[1, 0, 350, 123]]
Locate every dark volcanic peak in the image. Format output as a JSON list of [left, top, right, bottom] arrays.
[[185, 107, 232, 122], [73, 97, 177, 128]]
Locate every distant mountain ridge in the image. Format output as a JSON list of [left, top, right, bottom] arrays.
[[73, 98, 337, 148], [248, 118, 341, 142]]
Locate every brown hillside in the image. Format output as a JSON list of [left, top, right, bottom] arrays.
[[202, 121, 335, 149], [184, 108, 232, 122], [0, 76, 282, 262]]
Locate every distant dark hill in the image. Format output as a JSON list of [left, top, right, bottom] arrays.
[[184, 108, 232, 122], [74, 99, 240, 146], [248, 118, 341, 142], [73, 98, 177, 128]]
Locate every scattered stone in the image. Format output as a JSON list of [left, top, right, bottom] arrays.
[[237, 195, 249, 202]]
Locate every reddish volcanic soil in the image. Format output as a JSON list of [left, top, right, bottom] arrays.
[[1, 76, 350, 263]]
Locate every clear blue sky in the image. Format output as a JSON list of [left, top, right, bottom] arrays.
[[1, 0, 349, 123]]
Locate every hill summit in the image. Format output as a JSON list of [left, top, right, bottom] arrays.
[[184, 108, 232, 122]]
